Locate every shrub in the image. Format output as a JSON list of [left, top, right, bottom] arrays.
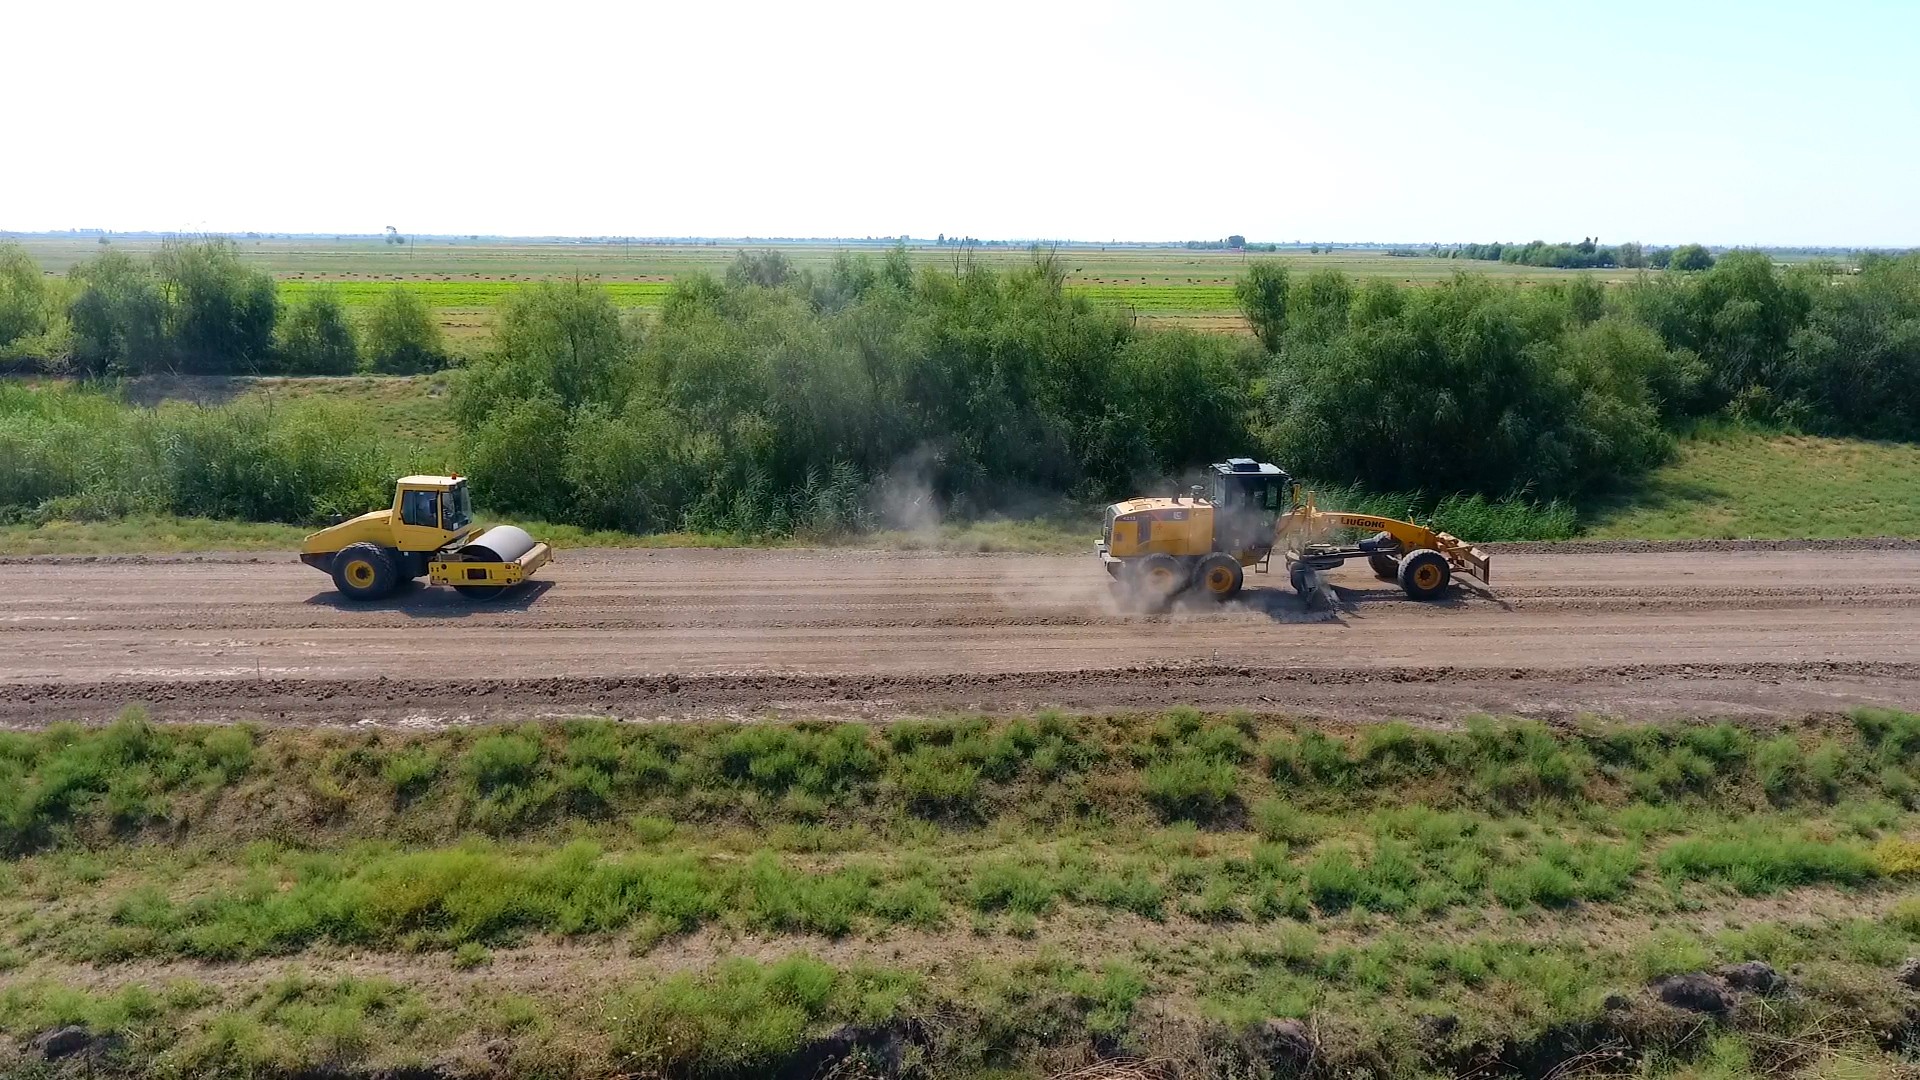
[[968, 860, 1056, 915], [1251, 799, 1320, 844], [1658, 832, 1876, 893], [1142, 754, 1239, 822], [1305, 849, 1366, 913], [464, 732, 543, 793], [609, 956, 884, 1075], [1871, 836, 1920, 877], [1235, 260, 1289, 351], [154, 240, 278, 372], [1887, 896, 1920, 935], [1260, 276, 1672, 499], [1490, 858, 1578, 908], [64, 250, 165, 376], [361, 287, 446, 374], [384, 748, 441, 804], [276, 289, 359, 374], [1065, 962, 1150, 1037], [0, 242, 55, 358], [899, 751, 980, 817], [1086, 867, 1166, 919]]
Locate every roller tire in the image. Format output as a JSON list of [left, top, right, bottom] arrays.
[[331, 542, 399, 601], [1397, 549, 1452, 601], [453, 584, 509, 602], [1195, 553, 1244, 602], [1134, 553, 1189, 604]]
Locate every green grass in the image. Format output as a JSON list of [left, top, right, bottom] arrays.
[[1586, 421, 1920, 539], [4, 707, 1920, 1078], [0, 515, 311, 555], [3, 707, 1920, 1076]]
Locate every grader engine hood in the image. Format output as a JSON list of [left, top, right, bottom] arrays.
[[1100, 498, 1215, 560]]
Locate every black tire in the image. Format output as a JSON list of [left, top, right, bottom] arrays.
[[1134, 553, 1189, 603], [1195, 553, 1244, 602], [1366, 532, 1399, 579], [1397, 549, 1452, 601], [331, 542, 399, 601], [453, 585, 508, 602]]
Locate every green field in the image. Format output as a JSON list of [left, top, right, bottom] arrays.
[[15, 237, 1650, 340], [17, 236, 1646, 285], [3, 707, 1918, 1079], [274, 279, 676, 309]]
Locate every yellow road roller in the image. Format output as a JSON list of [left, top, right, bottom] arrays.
[[299, 475, 552, 601]]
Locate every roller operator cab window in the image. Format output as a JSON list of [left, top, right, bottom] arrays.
[[444, 483, 472, 531], [400, 489, 441, 529]]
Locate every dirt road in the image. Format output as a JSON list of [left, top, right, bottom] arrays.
[[3, 546, 1919, 724]]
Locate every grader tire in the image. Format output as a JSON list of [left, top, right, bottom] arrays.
[[331, 542, 399, 601], [1195, 553, 1244, 602], [1367, 532, 1399, 580], [1397, 549, 1452, 601], [1135, 553, 1189, 606]]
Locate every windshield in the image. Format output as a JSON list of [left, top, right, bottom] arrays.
[[445, 482, 472, 531]]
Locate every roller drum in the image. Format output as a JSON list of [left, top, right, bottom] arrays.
[[460, 525, 537, 564]]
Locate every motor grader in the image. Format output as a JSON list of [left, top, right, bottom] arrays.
[[1096, 458, 1490, 607], [299, 475, 552, 601]]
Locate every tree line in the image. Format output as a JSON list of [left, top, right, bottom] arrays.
[[0, 239, 450, 376], [1238, 251, 1920, 497], [450, 245, 1920, 536], [1441, 239, 1714, 271], [4, 241, 1918, 540]]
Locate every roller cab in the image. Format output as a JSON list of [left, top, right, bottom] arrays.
[[298, 476, 553, 602]]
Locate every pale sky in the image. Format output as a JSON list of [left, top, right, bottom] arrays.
[[4, 0, 1916, 245]]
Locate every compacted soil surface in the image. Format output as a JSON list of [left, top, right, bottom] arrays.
[[3, 544, 1918, 725]]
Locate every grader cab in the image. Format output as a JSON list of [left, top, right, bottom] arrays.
[[1097, 458, 1490, 608]]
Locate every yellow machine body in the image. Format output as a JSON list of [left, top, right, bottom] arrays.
[[299, 476, 552, 601], [1098, 458, 1491, 606], [1275, 496, 1492, 586], [300, 476, 478, 559], [427, 546, 551, 588], [1102, 497, 1220, 560]]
